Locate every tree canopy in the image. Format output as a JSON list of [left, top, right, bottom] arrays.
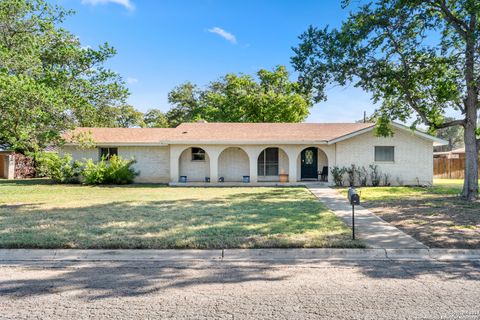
[[435, 117, 465, 152], [144, 109, 169, 128], [166, 66, 312, 124], [292, 0, 479, 200], [0, 0, 128, 152]]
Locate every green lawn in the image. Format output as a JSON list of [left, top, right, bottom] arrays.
[[342, 179, 480, 248], [348, 179, 476, 201], [0, 180, 362, 249]]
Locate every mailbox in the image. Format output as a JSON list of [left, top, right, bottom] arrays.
[[348, 187, 360, 205], [347, 187, 360, 240]]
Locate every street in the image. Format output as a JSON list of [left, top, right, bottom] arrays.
[[0, 259, 479, 319]]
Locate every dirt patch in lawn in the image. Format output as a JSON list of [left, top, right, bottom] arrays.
[[363, 196, 480, 249]]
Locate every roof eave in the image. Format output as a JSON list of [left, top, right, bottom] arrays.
[[327, 125, 376, 144], [327, 122, 449, 146], [64, 142, 170, 147], [390, 122, 449, 146], [65, 140, 330, 146]]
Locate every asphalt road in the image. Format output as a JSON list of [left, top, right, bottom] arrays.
[[0, 260, 479, 319]]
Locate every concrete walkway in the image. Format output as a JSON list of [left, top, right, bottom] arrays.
[[307, 184, 428, 249]]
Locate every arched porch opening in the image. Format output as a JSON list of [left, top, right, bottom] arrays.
[[218, 147, 250, 182], [257, 147, 289, 182], [178, 147, 210, 182], [297, 147, 329, 181]]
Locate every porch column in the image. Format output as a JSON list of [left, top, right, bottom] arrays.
[[204, 146, 222, 184], [243, 147, 258, 183], [285, 147, 298, 183], [169, 146, 183, 183], [209, 152, 219, 183], [249, 156, 258, 183]]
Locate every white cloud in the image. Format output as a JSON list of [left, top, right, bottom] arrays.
[[126, 77, 138, 84], [208, 27, 237, 44], [81, 0, 135, 11]]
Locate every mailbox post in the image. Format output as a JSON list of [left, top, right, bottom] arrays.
[[347, 187, 360, 240]]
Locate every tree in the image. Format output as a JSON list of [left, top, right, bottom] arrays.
[[0, 0, 128, 152], [77, 104, 144, 128], [435, 117, 464, 152], [144, 109, 169, 128], [114, 105, 144, 128], [166, 82, 203, 127], [166, 66, 312, 125], [292, 0, 479, 200]]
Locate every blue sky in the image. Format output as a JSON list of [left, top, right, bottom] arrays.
[[59, 0, 377, 122]]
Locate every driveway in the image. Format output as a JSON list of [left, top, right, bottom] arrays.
[[1, 260, 479, 319]]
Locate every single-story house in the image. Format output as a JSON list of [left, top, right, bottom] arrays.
[[433, 147, 466, 159], [61, 121, 447, 186]]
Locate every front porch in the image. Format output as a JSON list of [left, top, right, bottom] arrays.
[[168, 181, 331, 187], [169, 144, 334, 185]]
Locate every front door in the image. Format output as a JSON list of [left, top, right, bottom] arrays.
[[301, 147, 318, 180]]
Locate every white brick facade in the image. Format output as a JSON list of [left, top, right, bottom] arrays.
[[60, 125, 436, 185], [334, 127, 433, 185]]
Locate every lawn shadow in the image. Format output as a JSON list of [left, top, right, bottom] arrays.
[[0, 178, 55, 186]]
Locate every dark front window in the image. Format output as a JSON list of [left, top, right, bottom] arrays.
[[258, 148, 279, 176], [191, 147, 206, 161], [99, 147, 118, 161], [375, 146, 395, 162]]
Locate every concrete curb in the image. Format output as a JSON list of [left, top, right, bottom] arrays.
[[0, 248, 480, 262]]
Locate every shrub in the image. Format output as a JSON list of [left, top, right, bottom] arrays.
[[356, 166, 368, 187], [369, 164, 382, 187], [330, 166, 347, 186], [105, 155, 139, 184], [83, 155, 138, 185], [35, 153, 81, 183], [383, 173, 391, 186], [346, 164, 357, 187], [396, 177, 403, 186], [82, 158, 108, 185]]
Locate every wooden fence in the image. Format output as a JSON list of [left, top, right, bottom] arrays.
[[433, 157, 480, 179]]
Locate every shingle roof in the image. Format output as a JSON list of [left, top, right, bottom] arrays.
[[173, 122, 375, 142], [64, 122, 377, 145], [64, 127, 178, 144]]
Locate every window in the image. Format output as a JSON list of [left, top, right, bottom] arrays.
[[99, 147, 118, 161], [375, 146, 394, 162], [258, 148, 279, 176], [191, 147, 206, 161], [304, 149, 314, 165]]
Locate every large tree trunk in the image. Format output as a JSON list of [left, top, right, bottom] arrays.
[[462, 121, 478, 201], [460, 14, 478, 201]]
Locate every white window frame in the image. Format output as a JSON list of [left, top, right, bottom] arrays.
[[191, 147, 206, 161], [374, 146, 395, 162]]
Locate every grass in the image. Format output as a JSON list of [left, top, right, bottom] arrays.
[[341, 179, 480, 249], [344, 179, 472, 201], [0, 179, 362, 249]]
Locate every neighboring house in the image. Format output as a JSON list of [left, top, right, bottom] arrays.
[[433, 147, 466, 159], [61, 122, 447, 186]]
